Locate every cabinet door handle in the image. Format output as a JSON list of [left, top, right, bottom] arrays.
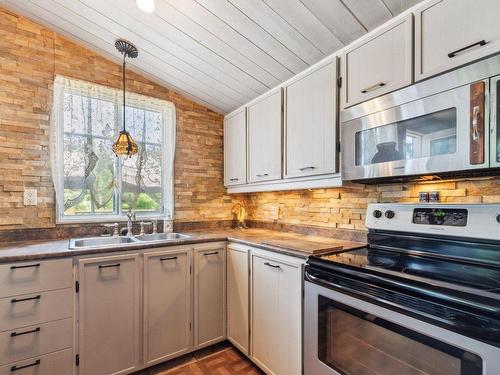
[[298, 166, 315, 171], [448, 40, 487, 58], [98, 263, 121, 269], [10, 263, 40, 270], [361, 82, 386, 93], [160, 256, 178, 261], [11, 327, 40, 337], [11, 295, 40, 304], [203, 251, 219, 256], [264, 262, 280, 269], [256, 173, 269, 177], [11, 359, 41, 372], [229, 178, 239, 181]]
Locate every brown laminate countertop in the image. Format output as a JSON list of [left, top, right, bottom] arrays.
[[0, 228, 366, 262]]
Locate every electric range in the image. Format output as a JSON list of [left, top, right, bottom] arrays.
[[304, 203, 500, 375]]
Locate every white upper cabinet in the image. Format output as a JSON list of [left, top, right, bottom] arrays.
[[224, 108, 247, 186], [343, 15, 413, 107], [284, 60, 338, 179], [247, 88, 283, 183], [415, 0, 500, 81]]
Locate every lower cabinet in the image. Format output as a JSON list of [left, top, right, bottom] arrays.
[[251, 249, 303, 375], [143, 249, 192, 366], [77, 253, 141, 375], [227, 244, 250, 355], [193, 244, 227, 349]]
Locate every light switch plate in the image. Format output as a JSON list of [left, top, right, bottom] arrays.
[[24, 188, 37, 206]]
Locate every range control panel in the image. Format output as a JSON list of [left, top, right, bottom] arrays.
[[412, 208, 468, 227], [365, 203, 500, 241]]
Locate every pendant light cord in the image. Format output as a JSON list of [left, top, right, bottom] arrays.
[[122, 54, 126, 132]]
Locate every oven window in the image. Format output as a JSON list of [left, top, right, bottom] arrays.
[[318, 296, 482, 375], [354, 108, 457, 166]]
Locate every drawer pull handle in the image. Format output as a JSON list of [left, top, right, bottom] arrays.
[[204, 251, 219, 256], [256, 173, 269, 177], [11, 295, 41, 304], [11, 327, 40, 337], [229, 178, 239, 181], [361, 82, 386, 93], [264, 262, 280, 269], [98, 263, 121, 269], [298, 166, 315, 171], [448, 40, 487, 58], [160, 256, 178, 261], [10, 263, 40, 270], [11, 359, 40, 372]]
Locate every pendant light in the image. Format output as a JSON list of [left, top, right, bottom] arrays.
[[136, 0, 155, 13], [113, 39, 139, 158]]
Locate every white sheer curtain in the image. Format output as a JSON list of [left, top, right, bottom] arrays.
[[50, 75, 175, 222]]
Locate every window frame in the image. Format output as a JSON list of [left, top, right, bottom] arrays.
[[51, 76, 176, 224]]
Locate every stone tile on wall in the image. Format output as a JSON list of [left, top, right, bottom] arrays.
[[0, 6, 240, 230]]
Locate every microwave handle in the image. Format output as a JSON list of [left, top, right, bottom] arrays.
[[469, 81, 485, 165]]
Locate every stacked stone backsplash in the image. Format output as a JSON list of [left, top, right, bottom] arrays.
[[0, 6, 241, 231], [244, 177, 500, 232]]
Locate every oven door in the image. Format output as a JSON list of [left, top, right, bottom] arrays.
[[341, 81, 489, 181], [304, 281, 499, 375]]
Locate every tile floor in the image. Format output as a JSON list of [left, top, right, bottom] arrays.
[[134, 342, 264, 375]]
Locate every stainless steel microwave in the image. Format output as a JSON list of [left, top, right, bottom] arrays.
[[341, 54, 500, 181]]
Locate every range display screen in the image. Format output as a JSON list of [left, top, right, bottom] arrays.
[[412, 208, 468, 227]]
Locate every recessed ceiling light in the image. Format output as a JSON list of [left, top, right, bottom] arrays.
[[136, 0, 155, 13]]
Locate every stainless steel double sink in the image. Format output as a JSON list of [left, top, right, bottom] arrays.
[[69, 232, 191, 250]]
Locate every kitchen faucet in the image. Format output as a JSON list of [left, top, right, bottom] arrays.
[[126, 209, 136, 236]]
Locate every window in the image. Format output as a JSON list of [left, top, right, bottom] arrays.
[[51, 76, 175, 223]]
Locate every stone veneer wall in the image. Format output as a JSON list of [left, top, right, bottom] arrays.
[[0, 7, 239, 231], [244, 178, 500, 231]]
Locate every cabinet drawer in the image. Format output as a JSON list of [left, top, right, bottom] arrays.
[[0, 348, 73, 375], [0, 318, 72, 365], [415, 0, 500, 81], [0, 258, 73, 298], [0, 288, 73, 332], [343, 15, 413, 107]]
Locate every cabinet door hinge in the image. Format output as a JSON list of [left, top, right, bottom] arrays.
[[75, 354, 80, 366], [337, 76, 342, 88], [337, 142, 341, 153], [75, 281, 79, 293]]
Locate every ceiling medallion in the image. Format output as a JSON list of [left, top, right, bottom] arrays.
[[113, 39, 139, 158]]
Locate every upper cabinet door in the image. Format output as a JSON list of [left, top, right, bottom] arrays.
[[415, 0, 500, 81], [343, 15, 413, 107], [284, 60, 337, 179], [247, 89, 283, 183], [224, 108, 247, 186]]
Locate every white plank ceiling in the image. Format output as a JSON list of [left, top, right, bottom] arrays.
[[1, 0, 422, 113]]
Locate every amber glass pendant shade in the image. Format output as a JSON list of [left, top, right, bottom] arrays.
[[113, 130, 138, 157]]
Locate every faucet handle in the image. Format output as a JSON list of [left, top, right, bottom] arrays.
[[139, 221, 153, 236], [103, 223, 119, 237]]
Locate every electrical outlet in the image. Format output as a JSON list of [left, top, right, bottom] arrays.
[[24, 188, 37, 206]]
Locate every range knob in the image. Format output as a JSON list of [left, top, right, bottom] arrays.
[[373, 210, 383, 218], [385, 210, 395, 219], [496, 214, 500, 224]]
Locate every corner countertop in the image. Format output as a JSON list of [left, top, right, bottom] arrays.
[[0, 228, 366, 262]]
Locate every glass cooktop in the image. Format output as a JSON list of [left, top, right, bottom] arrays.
[[317, 247, 500, 295]]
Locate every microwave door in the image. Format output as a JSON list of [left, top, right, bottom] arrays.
[[341, 83, 489, 181], [489, 75, 500, 168]]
